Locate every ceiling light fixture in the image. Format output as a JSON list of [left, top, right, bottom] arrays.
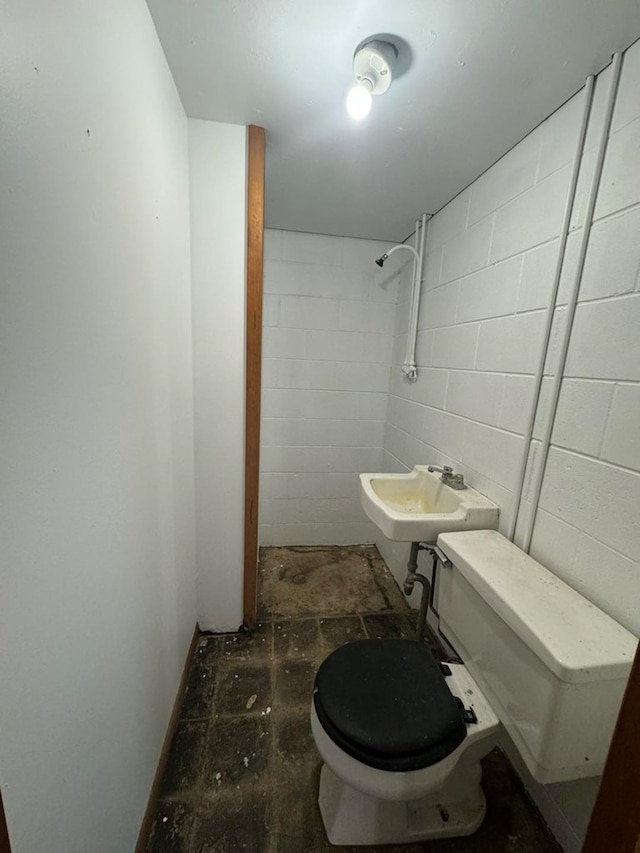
[[346, 39, 397, 121]]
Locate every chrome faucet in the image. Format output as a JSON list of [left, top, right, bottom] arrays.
[[427, 464, 467, 490]]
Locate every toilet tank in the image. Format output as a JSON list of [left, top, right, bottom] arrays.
[[436, 529, 637, 784]]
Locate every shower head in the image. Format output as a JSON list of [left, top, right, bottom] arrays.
[[375, 254, 388, 267]]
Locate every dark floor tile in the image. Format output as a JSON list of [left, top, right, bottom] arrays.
[[318, 615, 366, 654], [192, 790, 271, 853], [218, 622, 273, 666], [201, 716, 271, 792], [273, 618, 322, 661], [366, 547, 412, 612], [273, 711, 318, 775], [273, 659, 317, 713], [270, 765, 328, 850], [258, 546, 393, 618], [159, 721, 208, 797], [180, 665, 216, 720], [146, 799, 195, 853], [215, 665, 272, 717], [468, 749, 563, 853], [362, 612, 415, 640], [194, 634, 224, 667]]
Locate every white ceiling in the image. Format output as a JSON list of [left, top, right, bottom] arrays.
[[147, 0, 640, 242]]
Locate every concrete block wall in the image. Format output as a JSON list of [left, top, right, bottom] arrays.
[[380, 41, 640, 853], [259, 230, 403, 545]]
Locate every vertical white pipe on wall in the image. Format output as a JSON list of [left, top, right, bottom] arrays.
[[507, 75, 596, 543], [521, 51, 624, 554]]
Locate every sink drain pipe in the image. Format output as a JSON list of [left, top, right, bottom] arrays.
[[404, 541, 451, 643]]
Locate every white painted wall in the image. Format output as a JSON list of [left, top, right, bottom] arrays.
[[378, 41, 640, 853], [0, 2, 197, 852], [189, 119, 247, 630], [260, 230, 403, 545]]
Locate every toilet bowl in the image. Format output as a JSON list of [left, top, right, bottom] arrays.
[[311, 641, 499, 845], [310, 529, 636, 847]]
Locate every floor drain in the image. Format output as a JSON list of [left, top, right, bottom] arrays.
[[292, 573, 307, 585]]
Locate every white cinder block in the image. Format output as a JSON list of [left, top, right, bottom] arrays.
[[272, 359, 335, 390], [499, 374, 536, 435], [574, 207, 640, 303], [446, 370, 505, 428], [537, 92, 585, 182], [565, 295, 640, 380], [428, 189, 470, 250], [262, 326, 308, 359], [305, 330, 363, 362], [611, 40, 640, 134], [261, 417, 384, 448], [423, 247, 443, 290], [420, 281, 459, 329], [461, 421, 524, 492], [336, 362, 391, 393], [263, 260, 316, 296], [410, 367, 449, 410], [476, 312, 545, 374], [261, 358, 278, 389], [384, 422, 408, 467], [260, 497, 365, 526], [391, 397, 426, 438], [281, 230, 343, 265], [339, 300, 396, 333], [601, 383, 640, 470], [404, 433, 432, 469], [491, 166, 570, 262], [259, 521, 377, 547], [527, 508, 581, 580], [549, 379, 615, 458], [518, 240, 560, 313], [431, 323, 479, 370], [571, 535, 640, 637], [360, 333, 394, 364], [262, 389, 387, 421], [279, 295, 340, 330], [595, 117, 640, 219], [264, 229, 282, 260], [441, 217, 493, 284], [260, 472, 360, 500], [468, 126, 542, 226], [457, 256, 522, 323], [260, 445, 382, 475], [262, 294, 279, 327], [312, 264, 368, 300], [539, 447, 640, 562], [423, 407, 467, 461]]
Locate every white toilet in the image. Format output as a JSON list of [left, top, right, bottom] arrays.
[[311, 529, 637, 847]]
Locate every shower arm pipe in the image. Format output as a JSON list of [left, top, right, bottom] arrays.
[[506, 72, 596, 545], [404, 214, 429, 379], [403, 218, 420, 376], [520, 50, 623, 554], [405, 214, 427, 372]]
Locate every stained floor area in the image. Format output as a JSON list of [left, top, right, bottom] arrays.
[[146, 545, 561, 853]]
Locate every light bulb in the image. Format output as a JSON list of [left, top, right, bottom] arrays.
[[346, 82, 373, 120]]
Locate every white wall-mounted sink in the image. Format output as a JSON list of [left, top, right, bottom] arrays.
[[360, 466, 499, 542]]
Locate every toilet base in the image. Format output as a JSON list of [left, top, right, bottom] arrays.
[[318, 762, 486, 846]]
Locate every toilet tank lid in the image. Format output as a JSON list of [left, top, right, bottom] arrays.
[[438, 530, 637, 684]]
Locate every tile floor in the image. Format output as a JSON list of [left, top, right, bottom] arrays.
[[146, 545, 561, 853]]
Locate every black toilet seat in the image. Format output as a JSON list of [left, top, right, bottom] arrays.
[[313, 639, 467, 772]]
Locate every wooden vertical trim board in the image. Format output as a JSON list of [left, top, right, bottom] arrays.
[[243, 125, 265, 629], [583, 638, 640, 853], [135, 623, 200, 853], [0, 788, 11, 853]]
